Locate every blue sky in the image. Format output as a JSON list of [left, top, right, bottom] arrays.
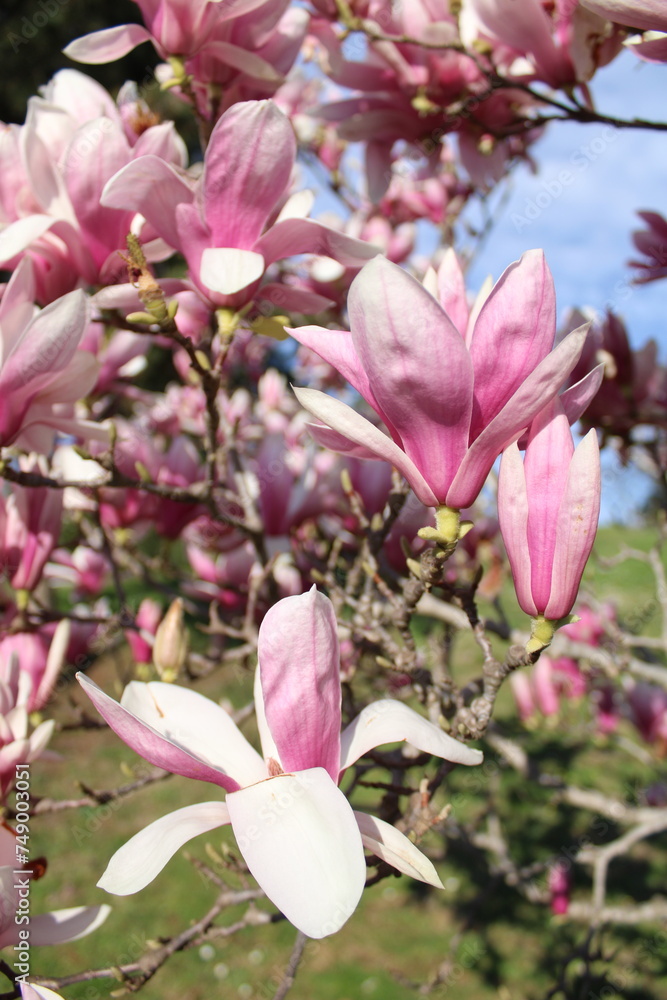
[[466, 50, 667, 357], [464, 51, 666, 523], [306, 46, 666, 523]]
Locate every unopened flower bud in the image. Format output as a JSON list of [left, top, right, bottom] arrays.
[[153, 598, 188, 681]]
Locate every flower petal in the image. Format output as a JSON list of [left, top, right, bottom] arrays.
[[355, 811, 444, 888], [101, 156, 195, 252], [255, 218, 379, 269], [258, 588, 341, 778], [497, 443, 536, 616], [348, 257, 473, 501], [226, 769, 366, 938], [98, 802, 230, 895], [120, 681, 267, 787], [468, 250, 556, 439], [339, 700, 482, 773], [200, 247, 265, 295], [27, 905, 111, 946], [76, 674, 242, 791], [203, 101, 294, 249], [546, 429, 601, 619], [293, 386, 438, 506], [63, 25, 152, 63], [447, 322, 589, 509]]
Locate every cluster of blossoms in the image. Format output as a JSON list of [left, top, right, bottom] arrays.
[[1, 0, 667, 994]]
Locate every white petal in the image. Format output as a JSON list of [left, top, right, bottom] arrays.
[[275, 189, 315, 224], [339, 700, 483, 773], [28, 905, 111, 946], [200, 247, 265, 295], [121, 681, 267, 786], [21, 983, 67, 1000], [355, 811, 443, 888], [98, 802, 230, 895], [226, 769, 366, 938]]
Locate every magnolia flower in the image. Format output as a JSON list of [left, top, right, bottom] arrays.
[[0, 458, 63, 600], [0, 619, 70, 717], [100, 100, 377, 309], [579, 0, 667, 32], [78, 588, 482, 938], [291, 252, 600, 546], [0, 823, 110, 948], [498, 396, 601, 651], [0, 260, 107, 452]]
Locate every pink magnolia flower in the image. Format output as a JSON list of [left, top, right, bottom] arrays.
[[101, 100, 377, 309], [0, 822, 110, 948], [460, 0, 620, 87], [0, 70, 186, 303], [63, 0, 272, 63], [0, 460, 63, 598], [291, 252, 599, 545], [498, 396, 601, 649], [125, 598, 162, 665], [0, 620, 69, 718], [62, 0, 306, 115], [77, 588, 482, 938], [631, 211, 667, 283], [579, 0, 667, 32], [0, 260, 107, 452], [627, 683, 667, 749], [548, 861, 571, 915]]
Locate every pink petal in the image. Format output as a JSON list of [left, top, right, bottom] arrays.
[[76, 674, 241, 791], [258, 588, 341, 779], [524, 400, 574, 612], [101, 156, 195, 252], [545, 430, 601, 619], [258, 283, 333, 314], [293, 387, 438, 506], [63, 25, 153, 63], [348, 257, 473, 501], [339, 700, 482, 774], [226, 769, 366, 938], [354, 811, 444, 887], [201, 41, 282, 81], [448, 323, 588, 509], [469, 250, 557, 440], [580, 0, 667, 32], [437, 248, 469, 335], [203, 101, 294, 249], [98, 802, 230, 895], [120, 681, 267, 787], [255, 218, 379, 269], [1, 290, 88, 393], [306, 421, 391, 462], [558, 364, 605, 425], [497, 444, 537, 616], [288, 325, 390, 427]]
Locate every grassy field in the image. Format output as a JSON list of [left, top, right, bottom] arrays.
[[20, 525, 667, 1000]]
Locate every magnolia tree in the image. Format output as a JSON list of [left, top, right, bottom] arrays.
[[1, 1, 667, 998]]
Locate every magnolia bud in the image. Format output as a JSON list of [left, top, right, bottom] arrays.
[[152, 598, 188, 682]]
